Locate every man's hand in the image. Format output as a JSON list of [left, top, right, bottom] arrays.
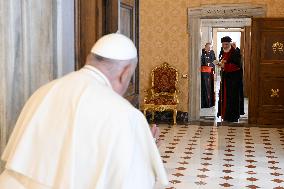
[[219, 60, 226, 68], [151, 124, 160, 146], [216, 63, 223, 68]]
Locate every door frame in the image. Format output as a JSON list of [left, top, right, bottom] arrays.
[[187, 4, 266, 121], [120, 0, 140, 107], [74, 0, 119, 69]]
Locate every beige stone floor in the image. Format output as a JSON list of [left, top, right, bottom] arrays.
[[155, 124, 284, 189]]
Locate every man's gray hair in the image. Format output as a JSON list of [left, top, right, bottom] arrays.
[[93, 54, 137, 65]]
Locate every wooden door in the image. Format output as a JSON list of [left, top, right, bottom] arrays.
[[249, 18, 284, 125], [243, 26, 251, 98], [120, 0, 139, 107], [75, 0, 139, 106], [75, 0, 119, 69]]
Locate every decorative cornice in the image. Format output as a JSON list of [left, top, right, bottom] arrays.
[[188, 4, 266, 19]]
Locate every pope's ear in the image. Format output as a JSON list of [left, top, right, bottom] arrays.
[[119, 64, 132, 84]]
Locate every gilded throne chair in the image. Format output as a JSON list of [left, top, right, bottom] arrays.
[[143, 62, 179, 125]]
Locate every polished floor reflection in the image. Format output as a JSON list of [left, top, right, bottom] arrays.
[[155, 124, 284, 189]]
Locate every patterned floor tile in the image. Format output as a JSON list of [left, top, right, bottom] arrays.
[[154, 124, 284, 189]]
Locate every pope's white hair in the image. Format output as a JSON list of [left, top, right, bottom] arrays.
[[93, 54, 137, 66], [85, 53, 137, 75]]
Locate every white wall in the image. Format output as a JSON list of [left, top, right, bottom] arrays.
[[201, 26, 213, 49], [0, 0, 75, 171], [56, 0, 75, 76]]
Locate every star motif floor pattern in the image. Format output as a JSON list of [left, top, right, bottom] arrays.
[[154, 124, 284, 189]]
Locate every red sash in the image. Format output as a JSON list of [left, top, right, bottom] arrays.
[[224, 63, 240, 72], [201, 66, 212, 73], [222, 48, 240, 72]]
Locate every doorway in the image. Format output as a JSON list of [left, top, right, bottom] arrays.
[[187, 4, 266, 122], [200, 26, 249, 124]]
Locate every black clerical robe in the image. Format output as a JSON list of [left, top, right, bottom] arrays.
[[217, 47, 245, 122], [201, 49, 216, 108]]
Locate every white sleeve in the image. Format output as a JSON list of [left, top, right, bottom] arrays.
[[127, 110, 169, 187]]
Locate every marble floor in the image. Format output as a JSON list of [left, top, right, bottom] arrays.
[[154, 124, 284, 189]]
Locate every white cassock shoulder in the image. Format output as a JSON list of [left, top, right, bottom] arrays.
[[1, 78, 58, 162], [1, 70, 168, 189]]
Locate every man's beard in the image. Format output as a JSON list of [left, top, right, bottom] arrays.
[[223, 46, 231, 53]]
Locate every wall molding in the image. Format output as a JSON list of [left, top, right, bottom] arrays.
[[188, 4, 266, 19]]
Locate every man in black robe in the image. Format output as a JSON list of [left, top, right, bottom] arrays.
[[217, 36, 245, 122], [201, 42, 216, 108]]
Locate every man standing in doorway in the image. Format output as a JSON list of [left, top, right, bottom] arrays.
[[201, 42, 216, 108], [217, 36, 244, 122]]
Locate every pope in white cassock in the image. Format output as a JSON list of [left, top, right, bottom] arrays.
[[0, 33, 168, 189]]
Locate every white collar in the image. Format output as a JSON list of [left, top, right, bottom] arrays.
[[82, 65, 112, 89]]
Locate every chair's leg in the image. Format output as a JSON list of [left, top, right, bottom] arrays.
[[173, 109, 177, 125]]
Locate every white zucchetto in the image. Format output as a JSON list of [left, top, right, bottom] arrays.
[[91, 33, 137, 61]]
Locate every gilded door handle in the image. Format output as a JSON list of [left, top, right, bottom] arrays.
[[270, 89, 280, 98]]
